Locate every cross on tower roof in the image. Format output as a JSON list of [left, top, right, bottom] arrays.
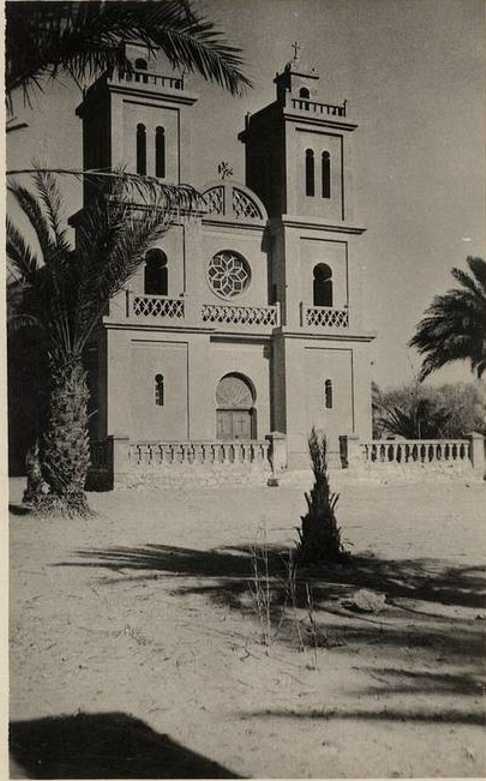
[[291, 41, 301, 62]]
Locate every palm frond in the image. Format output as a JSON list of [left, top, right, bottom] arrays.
[[7, 180, 54, 260], [467, 256, 486, 295], [6, 217, 39, 283], [32, 169, 70, 252], [410, 256, 486, 380], [6, 0, 251, 109]]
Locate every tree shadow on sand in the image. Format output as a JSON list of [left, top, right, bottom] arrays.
[[55, 543, 486, 664], [56, 542, 486, 610], [10, 711, 242, 779], [238, 706, 486, 727]]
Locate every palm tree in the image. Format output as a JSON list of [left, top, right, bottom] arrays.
[[410, 257, 486, 381], [7, 170, 198, 513], [6, 0, 251, 114]]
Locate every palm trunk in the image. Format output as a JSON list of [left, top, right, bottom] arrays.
[[41, 357, 91, 513]]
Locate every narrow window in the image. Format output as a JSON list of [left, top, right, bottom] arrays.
[[135, 58, 148, 70], [322, 151, 331, 198], [299, 87, 310, 99], [136, 123, 146, 175], [144, 249, 168, 295], [325, 379, 333, 409], [155, 374, 164, 406], [313, 263, 333, 307], [155, 126, 166, 178], [305, 149, 315, 196]]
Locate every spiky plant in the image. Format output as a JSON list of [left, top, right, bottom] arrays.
[[296, 428, 348, 566], [6, 0, 252, 113], [7, 169, 199, 514], [410, 257, 486, 381]]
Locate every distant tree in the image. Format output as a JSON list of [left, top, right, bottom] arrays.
[[410, 257, 486, 381], [6, 0, 251, 113], [373, 381, 486, 439], [7, 169, 198, 514]]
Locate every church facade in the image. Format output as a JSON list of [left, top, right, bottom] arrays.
[[76, 45, 375, 470]]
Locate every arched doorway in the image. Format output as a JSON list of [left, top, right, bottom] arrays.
[[216, 374, 256, 440]]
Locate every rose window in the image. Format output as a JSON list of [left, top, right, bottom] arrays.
[[208, 251, 251, 298]]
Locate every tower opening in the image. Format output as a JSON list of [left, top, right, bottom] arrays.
[[322, 151, 331, 198], [136, 123, 147, 175], [144, 249, 168, 295], [313, 263, 333, 307], [305, 149, 315, 196]]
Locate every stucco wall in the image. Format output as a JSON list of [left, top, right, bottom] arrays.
[[208, 341, 272, 440], [287, 127, 343, 222], [201, 228, 269, 308], [122, 100, 180, 181], [130, 339, 189, 440]]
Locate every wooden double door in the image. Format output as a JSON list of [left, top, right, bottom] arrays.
[[217, 409, 254, 440]]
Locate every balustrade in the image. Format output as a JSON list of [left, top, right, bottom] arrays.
[[201, 303, 279, 327], [360, 439, 471, 466], [128, 292, 185, 320], [129, 440, 270, 468], [302, 304, 349, 328], [291, 98, 347, 117], [117, 69, 184, 90]]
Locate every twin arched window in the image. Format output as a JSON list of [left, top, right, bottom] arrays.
[[136, 124, 166, 178], [313, 263, 333, 307], [299, 87, 310, 99], [305, 149, 331, 199], [144, 249, 168, 295]]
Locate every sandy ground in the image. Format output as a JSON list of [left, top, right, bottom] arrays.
[[9, 474, 486, 778]]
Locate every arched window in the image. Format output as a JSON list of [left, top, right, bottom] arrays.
[[135, 58, 148, 70], [299, 87, 310, 99], [305, 149, 315, 197], [313, 263, 333, 307], [144, 249, 168, 295], [155, 374, 164, 406], [155, 126, 166, 178], [324, 379, 333, 409], [322, 151, 331, 199], [136, 123, 146, 176]]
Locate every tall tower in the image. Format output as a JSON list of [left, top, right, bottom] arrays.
[[76, 42, 198, 200], [239, 49, 375, 467]]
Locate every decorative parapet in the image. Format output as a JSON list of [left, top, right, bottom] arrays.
[[290, 97, 346, 117], [301, 303, 349, 328], [201, 302, 279, 327], [128, 292, 185, 320], [129, 440, 270, 467], [116, 69, 184, 90], [360, 439, 470, 466]]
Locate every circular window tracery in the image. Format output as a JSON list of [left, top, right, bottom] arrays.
[[208, 250, 251, 298]]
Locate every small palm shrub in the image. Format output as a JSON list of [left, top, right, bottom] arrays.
[[296, 428, 348, 566]]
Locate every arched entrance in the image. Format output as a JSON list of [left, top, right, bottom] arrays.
[[216, 374, 256, 440]]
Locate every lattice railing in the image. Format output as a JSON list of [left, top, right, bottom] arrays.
[[129, 440, 270, 467], [201, 303, 279, 327], [361, 439, 471, 466], [232, 187, 263, 219], [130, 294, 185, 320], [302, 304, 349, 328]]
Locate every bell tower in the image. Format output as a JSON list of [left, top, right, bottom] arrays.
[[239, 46, 357, 225], [76, 42, 198, 201]]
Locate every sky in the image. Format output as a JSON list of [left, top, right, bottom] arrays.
[[6, 0, 486, 389]]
